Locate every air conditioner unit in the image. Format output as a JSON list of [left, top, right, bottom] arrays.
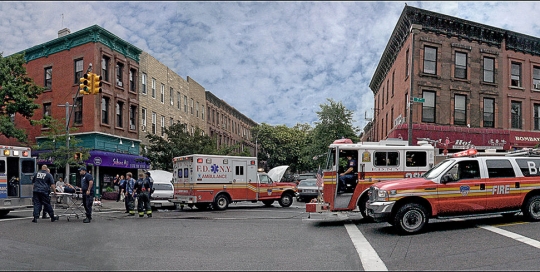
[[535, 83, 540, 89], [130, 124, 135, 130], [142, 125, 146, 131]]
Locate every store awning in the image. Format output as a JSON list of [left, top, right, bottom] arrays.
[[88, 150, 150, 169]]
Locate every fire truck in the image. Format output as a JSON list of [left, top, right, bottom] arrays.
[[170, 154, 297, 211], [305, 138, 436, 219], [0, 145, 36, 216], [367, 148, 540, 235]]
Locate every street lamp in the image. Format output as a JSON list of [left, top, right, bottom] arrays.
[[408, 24, 422, 145]]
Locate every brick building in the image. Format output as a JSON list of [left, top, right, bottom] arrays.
[[366, 5, 540, 153]]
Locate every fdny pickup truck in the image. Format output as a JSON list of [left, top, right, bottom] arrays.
[[367, 148, 540, 235], [170, 154, 297, 211]]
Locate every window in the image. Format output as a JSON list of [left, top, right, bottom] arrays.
[[141, 73, 147, 94], [374, 151, 399, 167], [511, 62, 522, 87], [160, 84, 165, 103], [129, 68, 136, 92], [454, 94, 466, 125], [151, 78, 156, 98], [170, 117, 174, 126], [405, 151, 427, 167], [44, 67, 52, 89], [141, 107, 147, 131], [517, 159, 540, 177], [483, 57, 495, 83], [483, 98, 494, 128], [391, 71, 395, 97], [422, 91, 436, 123], [405, 49, 409, 77], [534, 66, 540, 90], [196, 102, 200, 117], [202, 107, 205, 121], [386, 80, 389, 104], [74, 59, 83, 84], [151, 112, 156, 134], [101, 97, 110, 124], [116, 101, 124, 128], [184, 95, 188, 112], [101, 56, 110, 82], [381, 87, 384, 107], [74, 97, 82, 125], [190, 98, 194, 114], [43, 103, 51, 128], [129, 105, 136, 130], [511, 101, 522, 129], [177, 92, 181, 109], [423, 46, 437, 75], [160, 115, 165, 136], [170, 87, 174, 105], [486, 159, 515, 178], [535, 104, 540, 130], [116, 63, 124, 87], [454, 52, 467, 79]]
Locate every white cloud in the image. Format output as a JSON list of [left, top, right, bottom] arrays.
[[2, 1, 540, 131]]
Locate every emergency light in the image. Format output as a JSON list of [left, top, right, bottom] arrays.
[[3, 150, 9, 156], [452, 148, 478, 158], [197, 158, 203, 163]]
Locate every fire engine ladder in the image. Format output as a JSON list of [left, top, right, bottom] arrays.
[[505, 148, 540, 157]]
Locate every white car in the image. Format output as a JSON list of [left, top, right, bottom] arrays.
[[147, 170, 175, 210]]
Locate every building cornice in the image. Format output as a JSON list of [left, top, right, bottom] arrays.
[[369, 5, 540, 94], [205, 91, 258, 126], [15, 25, 142, 63]]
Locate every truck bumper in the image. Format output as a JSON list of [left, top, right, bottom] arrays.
[[367, 201, 395, 223], [170, 196, 197, 204]]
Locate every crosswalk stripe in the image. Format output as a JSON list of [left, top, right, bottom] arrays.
[[479, 225, 540, 249], [345, 224, 388, 271]]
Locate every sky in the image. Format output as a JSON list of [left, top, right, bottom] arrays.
[[1, 1, 540, 132]]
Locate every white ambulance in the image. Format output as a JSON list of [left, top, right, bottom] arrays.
[[170, 154, 297, 211], [0, 145, 36, 216]]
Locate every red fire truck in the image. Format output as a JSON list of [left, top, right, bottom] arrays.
[[170, 154, 297, 211], [306, 138, 436, 219], [0, 145, 36, 216]]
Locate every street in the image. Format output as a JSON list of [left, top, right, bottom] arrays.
[[1, 201, 540, 270]]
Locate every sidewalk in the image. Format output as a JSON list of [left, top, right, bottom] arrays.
[[98, 199, 127, 211]]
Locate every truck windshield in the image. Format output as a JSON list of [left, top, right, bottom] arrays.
[[423, 159, 454, 179]]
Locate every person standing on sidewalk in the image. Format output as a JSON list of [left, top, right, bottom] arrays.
[[31, 165, 58, 223], [79, 166, 94, 223], [125, 172, 137, 216], [134, 172, 152, 218]]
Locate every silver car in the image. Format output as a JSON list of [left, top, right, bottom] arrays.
[[150, 181, 175, 210], [295, 178, 322, 202]]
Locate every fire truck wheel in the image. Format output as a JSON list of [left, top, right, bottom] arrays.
[[213, 194, 230, 211], [358, 195, 373, 222], [523, 195, 540, 221], [262, 200, 274, 207], [0, 210, 9, 217], [393, 203, 428, 235], [278, 193, 293, 207]]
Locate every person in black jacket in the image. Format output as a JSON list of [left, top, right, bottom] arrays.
[[32, 165, 58, 223], [78, 166, 94, 223], [134, 172, 152, 218]]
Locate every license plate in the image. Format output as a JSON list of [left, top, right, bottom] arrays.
[[304, 190, 314, 193], [155, 203, 162, 207]]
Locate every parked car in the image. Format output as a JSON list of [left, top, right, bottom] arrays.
[[294, 173, 317, 184], [295, 178, 322, 202], [148, 170, 175, 210]]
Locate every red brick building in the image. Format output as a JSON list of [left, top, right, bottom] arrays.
[[2, 25, 147, 193], [366, 5, 540, 153]]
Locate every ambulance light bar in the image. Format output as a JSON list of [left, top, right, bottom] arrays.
[[452, 148, 478, 158]]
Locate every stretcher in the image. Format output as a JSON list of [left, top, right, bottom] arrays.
[[52, 191, 86, 221]]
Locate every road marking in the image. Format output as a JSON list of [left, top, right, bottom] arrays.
[[345, 224, 388, 271], [479, 225, 540, 249]]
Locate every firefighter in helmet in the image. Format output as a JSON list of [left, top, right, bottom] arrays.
[[134, 172, 152, 218]]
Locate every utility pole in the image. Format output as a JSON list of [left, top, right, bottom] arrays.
[[408, 24, 422, 145]]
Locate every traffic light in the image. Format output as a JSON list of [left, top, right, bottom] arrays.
[[91, 73, 102, 94], [79, 73, 91, 95]]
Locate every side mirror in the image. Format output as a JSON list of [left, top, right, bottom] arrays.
[[441, 174, 452, 184]]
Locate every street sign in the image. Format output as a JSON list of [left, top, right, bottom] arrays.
[[412, 97, 425, 103]]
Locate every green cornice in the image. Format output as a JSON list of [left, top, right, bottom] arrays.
[[369, 5, 540, 94], [15, 25, 142, 63]]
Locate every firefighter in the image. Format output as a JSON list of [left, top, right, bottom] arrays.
[[134, 172, 152, 218], [144, 171, 154, 199], [125, 172, 137, 216]]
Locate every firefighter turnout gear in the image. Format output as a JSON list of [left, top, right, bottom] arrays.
[[135, 173, 152, 217], [125, 172, 137, 216]]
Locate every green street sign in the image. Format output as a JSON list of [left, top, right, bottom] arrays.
[[413, 97, 425, 103]]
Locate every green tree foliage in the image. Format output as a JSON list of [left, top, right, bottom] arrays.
[[31, 115, 89, 171], [143, 123, 218, 171], [0, 53, 44, 143]]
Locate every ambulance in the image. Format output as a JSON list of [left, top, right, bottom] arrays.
[[0, 145, 36, 216], [170, 154, 297, 211], [305, 138, 435, 219], [367, 148, 540, 234]]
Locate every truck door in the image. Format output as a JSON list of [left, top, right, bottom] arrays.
[[0, 158, 6, 199], [19, 158, 36, 198], [256, 173, 274, 200], [484, 159, 522, 211], [232, 160, 248, 200]]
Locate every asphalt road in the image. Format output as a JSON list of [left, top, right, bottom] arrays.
[[2, 200, 540, 271]]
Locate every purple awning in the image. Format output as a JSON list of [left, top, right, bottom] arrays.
[[88, 150, 150, 169]]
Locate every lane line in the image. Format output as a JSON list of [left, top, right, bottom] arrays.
[[479, 225, 540, 249], [345, 224, 388, 271]]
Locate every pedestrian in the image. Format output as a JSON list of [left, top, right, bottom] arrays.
[[125, 172, 136, 216], [144, 171, 154, 199], [78, 166, 94, 223], [113, 174, 121, 202], [135, 172, 152, 218], [31, 165, 58, 223]]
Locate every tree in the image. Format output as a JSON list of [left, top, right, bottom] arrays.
[[142, 123, 218, 171], [0, 53, 45, 143], [31, 116, 89, 173], [306, 98, 360, 169]]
